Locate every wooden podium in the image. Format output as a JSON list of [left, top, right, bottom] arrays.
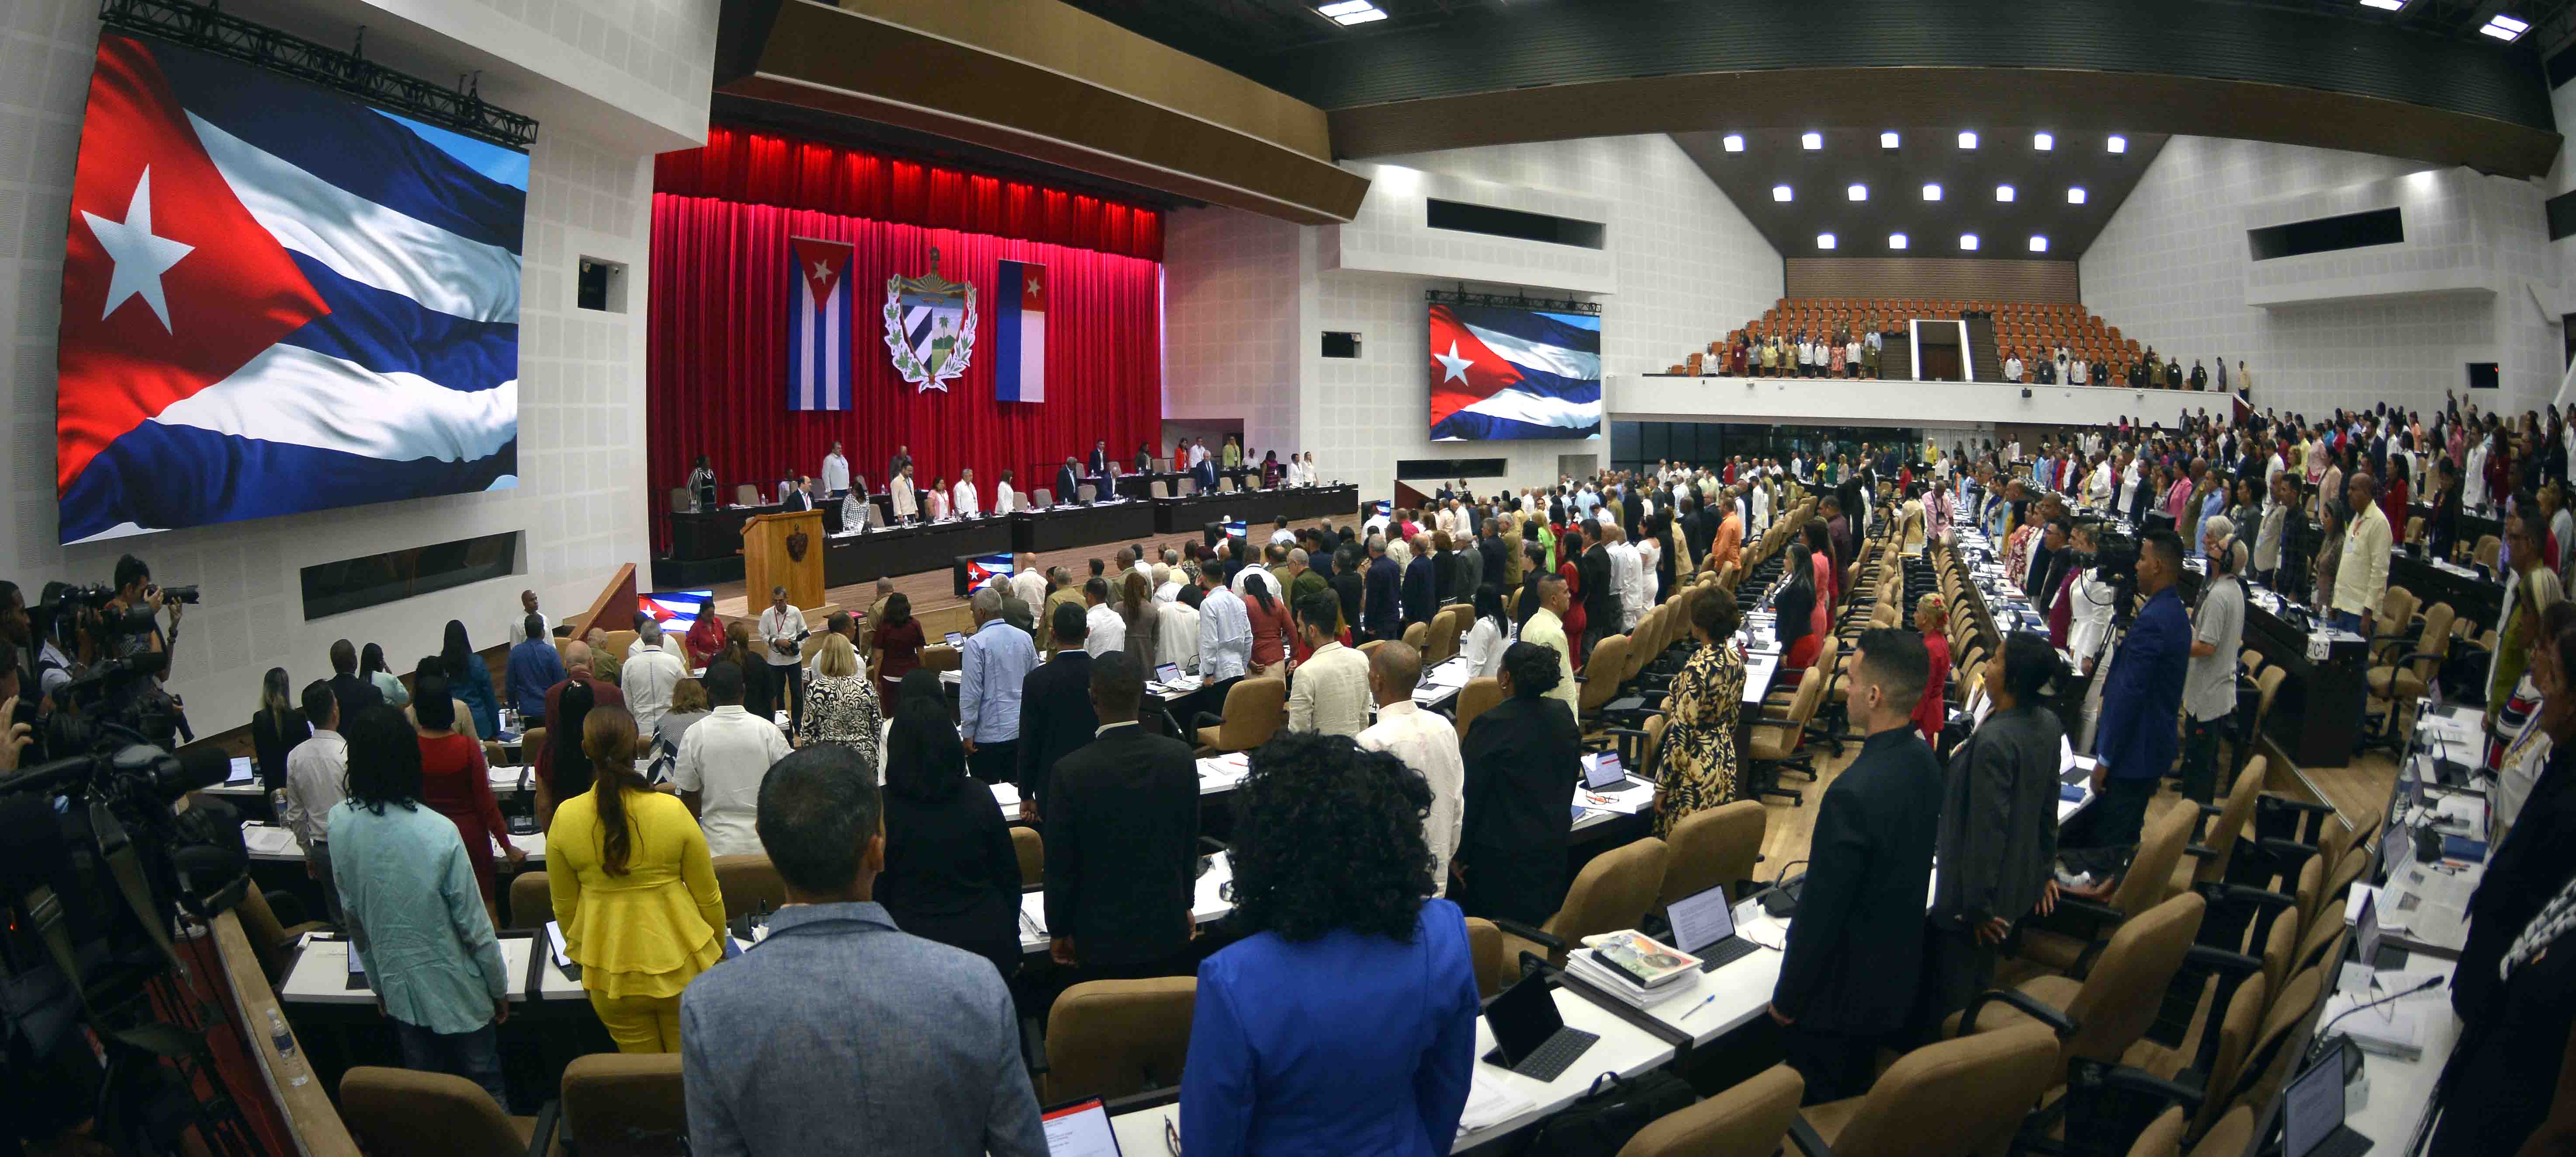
[[742, 510, 825, 610]]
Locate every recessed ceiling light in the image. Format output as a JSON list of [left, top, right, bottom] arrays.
[[1773, 185, 1794, 202], [2482, 13, 2528, 38], [2029, 235, 2049, 253], [1317, 0, 1372, 13], [1816, 232, 1837, 250], [2106, 135, 2128, 154], [1889, 232, 1909, 250], [2067, 186, 2088, 204], [2358, 0, 2406, 9], [1847, 184, 1868, 201], [1801, 132, 1823, 150], [1957, 130, 1978, 149], [1327, 3, 1388, 24], [1995, 184, 2016, 202], [1722, 133, 1745, 152], [1960, 233, 1980, 251], [1922, 183, 1943, 201], [2033, 132, 2054, 151], [1880, 131, 1901, 149]]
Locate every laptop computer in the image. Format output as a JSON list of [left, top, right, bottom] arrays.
[[1156, 662, 1183, 685], [1582, 751, 1626, 791], [1481, 971, 1599, 1082], [2283, 1044, 2372, 1157], [944, 630, 966, 648], [1667, 883, 1762, 971], [2354, 890, 2409, 973]]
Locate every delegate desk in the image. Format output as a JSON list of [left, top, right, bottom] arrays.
[[2239, 584, 2369, 768], [1009, 499, 1156, 554], [1150, 484, 1358, 533], [820, 516, 1014, 588], [2390, 550, 2503, 634]]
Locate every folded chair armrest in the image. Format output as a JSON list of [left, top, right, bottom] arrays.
[[2196, 803, 2225, 819], [1787, 1115, 1839, 1157], [2259, 796, 2337, 818], [2186, 944, 2263, 978], [2254, 837, 2320, 863], [2081, 1060, 2206, 1113], [1494, 920, 1563, 952], [2199, 882, 2298, 915], [2182, 843, 2219, 861], [1958, 987, 2079, 1038], [525, 1099, 562, 1157]]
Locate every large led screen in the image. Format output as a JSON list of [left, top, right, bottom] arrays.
[[1427, 301, 1601, 441], [55, 34, 525, 544]]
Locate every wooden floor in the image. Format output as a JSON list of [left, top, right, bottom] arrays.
[[704, 515, 1357, 638]]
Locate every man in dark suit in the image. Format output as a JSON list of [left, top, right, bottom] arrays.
[[1771, 627, 1939, 1103], [326, 637, 384, 721], [1087, 440, 1109, 478], [1364, 538, 1402, 641], [1578, 532, 1618, 655], [1015, 603, 1097, 821], [886, 445, 912, 488], [1682, 497, 1715, 565], [783, 476, 818, 513], [1401, 534, 1436, 630], [1055, 458, 1083, 507], [1042, 652, 1201, 980], [1478, 519, 1510, 592]]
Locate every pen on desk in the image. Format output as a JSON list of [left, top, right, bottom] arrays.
[[1679, 994, 1718, 1021]]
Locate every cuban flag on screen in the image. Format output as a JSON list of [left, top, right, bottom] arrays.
[[994, 258, 1045, 402], [641, 590, 714, 630], [1427, 304, 1603, 441], [788, 237, 854, 410], [965, 553, 1015, 588], [54, 34, 523, 545]]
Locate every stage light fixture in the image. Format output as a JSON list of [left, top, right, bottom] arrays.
[[1922, 183, 1943, 201], [1722, 134, 1745, 152], [1773, 185, 1794, 202], [2106, 135, 2127, 154], [1960, 233, 1980, 251], [1801, 132, 1823, 150], [1318, 0, 1387, 24], [2032, 132, 2054, 151], [2482, 13, 2528, 38], [1995, 184, 2016, 202], [1880, 131, 1900, 149], [1816, 232, 1837, 250], [1889, 232, 1908, 249], [2358, 0, 2405, 10], [2067, 186, 2088, 204], [1957, 130, 1978, 149], [2029, 235, 2049, 253], [1847, 184, 1867, 201]]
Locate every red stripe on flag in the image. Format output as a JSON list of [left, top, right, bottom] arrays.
[[55, 34, 327, 495], [1425, 304, 1526, 430]]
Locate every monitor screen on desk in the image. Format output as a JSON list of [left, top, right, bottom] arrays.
[[1156, 663, 1182, 684], [1582, 751, 1624, 790], [1039, 1098, 1122, 1157], [2282, 1045, 2346, 1157]]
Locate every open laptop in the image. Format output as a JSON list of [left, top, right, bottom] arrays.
[[1481, 971, 1599, 1081], [1039, 1098, 1122, 1157], [1666, 883, 1762, 971], [2353, 890, 2409, 973], [2283, 1045, 2372, 1157], [944, 630, 966, 648], [1582, 751, 1626, 791]]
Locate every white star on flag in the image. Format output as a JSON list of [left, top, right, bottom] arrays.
[[1028, 276, 1040, 297], [83, 166, 194, 333], [1433, 341, 1474, 385], [811, 260, 834, 285]]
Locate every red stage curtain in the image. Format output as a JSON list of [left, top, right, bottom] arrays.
[[656, 127, 1162, 262], [646, 192, 1163, 554]]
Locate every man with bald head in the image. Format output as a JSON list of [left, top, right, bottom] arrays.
[[507, 588, 550, 645], [1358, 641, 1465, 895], [2331, 471, 2392, 636]]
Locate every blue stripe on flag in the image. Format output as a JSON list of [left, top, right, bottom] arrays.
[[1451, 305, 1600, 357], [1486, 364, 1603, 405], [994, 260, 1024, 402], [1429, 411, 1603, 442], [275, 254, 516, 391], [374, 111, 529, 191], [149, 38, 526, 252], [60, 423, 517, 542]]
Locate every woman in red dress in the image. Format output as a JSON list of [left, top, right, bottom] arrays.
[[873, 593, 926, 697], [412, 674, 521, 918]]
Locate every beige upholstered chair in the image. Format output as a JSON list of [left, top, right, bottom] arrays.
[[558, 1052, 685, 1157], [340, 1067, 544, 1157], [1658, 800, 1766, 908], [1616, 1063, 1802, 1157], [1195, 676, 1286, 755], [507, 870, 552, 930], [1045, 978, 1197, 1102], [1499, 837, 1669, 968], [1012, 827, 1043, 887], [711, 854, 786, 920], [1791, 1025, 2059, 1157]]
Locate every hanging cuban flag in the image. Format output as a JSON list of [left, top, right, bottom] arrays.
[[993, 258, 1046, 402], [787, 236, 854, 410]]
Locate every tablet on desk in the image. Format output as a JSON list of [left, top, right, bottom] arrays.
[[346, 944, 370, 991], [944, 631, 966, 648], [1156, 663, 1182, 685], [1040, 1098, 1122, 1157], [1582, 751, 1625, 791]]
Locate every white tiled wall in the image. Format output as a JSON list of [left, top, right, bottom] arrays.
[[2081, 135, 2562, 420], [1163, 134, 1782, 498], [0, 0, 711, 731], [1325, 163, 1616, 293]]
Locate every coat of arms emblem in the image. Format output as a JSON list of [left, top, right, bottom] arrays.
[[786, 528, 810, 562], [883, 246, 977, 392]]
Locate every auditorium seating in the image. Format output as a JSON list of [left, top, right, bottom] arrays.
[[1687, 297, 2174, 385], [340, 1067, 554, 1157], [1043, 977, 1198, 1102], [559, 1053, 687, 1156]]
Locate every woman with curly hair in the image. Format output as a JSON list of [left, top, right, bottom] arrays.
[[1454, 641, 1581, 924], [1653, 588, 1746, 835], [1181, 731, 1478, 1155]]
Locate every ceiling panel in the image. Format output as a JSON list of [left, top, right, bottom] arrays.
[[1671, 128, 2170, 260]]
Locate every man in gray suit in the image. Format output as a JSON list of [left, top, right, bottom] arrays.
[[681, 746, 1046, 1156]]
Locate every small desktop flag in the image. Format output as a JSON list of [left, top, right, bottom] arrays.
[[994, 258, 1045, 402], [787, 237, 854, 411]]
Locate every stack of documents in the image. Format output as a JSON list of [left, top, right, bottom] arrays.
[[1458, 1072, 1537, 1135], [1198, 753, 1251, 791], [991, 782, 1023, 813], [2320, 988, 2431, 1060], [1564, 952, 1703, 1010], [1573, 776, 1657, 816], [1020, 892, 1049, 939], [1192, 851, 1233, 922], [241, 824, 299, 856]]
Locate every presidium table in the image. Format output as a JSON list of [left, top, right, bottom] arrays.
[[655, 485, 1361, 588]]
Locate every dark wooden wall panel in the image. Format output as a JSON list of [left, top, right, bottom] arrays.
[[1784, 258, 2081, 303]]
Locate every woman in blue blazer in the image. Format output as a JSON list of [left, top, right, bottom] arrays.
[[1181, 731, 1479, 1156]]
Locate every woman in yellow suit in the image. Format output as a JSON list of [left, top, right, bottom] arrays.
[[547, 705, 726, 1052]]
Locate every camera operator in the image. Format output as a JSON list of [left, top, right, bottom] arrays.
[[102, 553, 182, 664]]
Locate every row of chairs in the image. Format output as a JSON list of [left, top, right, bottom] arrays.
[[667, 471, 1288, 516]]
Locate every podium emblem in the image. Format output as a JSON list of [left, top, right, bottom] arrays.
[[786, 528, 810, 563]]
